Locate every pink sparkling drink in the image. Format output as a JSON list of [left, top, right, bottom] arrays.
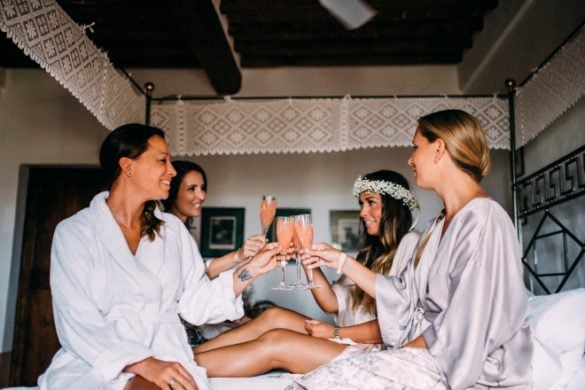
[[260, 195, 277, 236], [276, 217, 294, 256], [294, 220, 313, 250]]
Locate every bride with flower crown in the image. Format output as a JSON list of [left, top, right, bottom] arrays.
[[193, 170, 421, 377]]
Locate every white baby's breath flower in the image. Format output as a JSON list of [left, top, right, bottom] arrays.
[[352, 176, 419, 211]]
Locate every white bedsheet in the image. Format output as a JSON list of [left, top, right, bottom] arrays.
[[5, 289, 585, 390], [1, 372, 300, 390]]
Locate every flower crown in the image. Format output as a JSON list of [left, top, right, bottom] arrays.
[[352, 176, 419, 211]]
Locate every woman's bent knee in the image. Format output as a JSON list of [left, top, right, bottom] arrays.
[[259, 307, 306, 332]]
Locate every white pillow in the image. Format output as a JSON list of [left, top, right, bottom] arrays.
[[527, 288, 585, 389], [527, 288, 585, 353]]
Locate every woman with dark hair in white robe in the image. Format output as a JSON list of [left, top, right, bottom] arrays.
[[38, 124, 280, 390], [294, 109, 533, 389]]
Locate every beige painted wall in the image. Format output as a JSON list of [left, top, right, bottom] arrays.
[[128, 65, 461, 99], [0, 70, 109, 351], [179, 147, 511, 323], [0, 65, 465, 351], [459, 0, 585, 94], [1, 0, 583, 355]]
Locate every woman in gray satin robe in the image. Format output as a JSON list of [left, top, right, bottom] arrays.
[[294, 109, 533, 390]]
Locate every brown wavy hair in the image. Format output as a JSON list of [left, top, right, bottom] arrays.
[[351, 170, 414, 315], [99, 123, 166, 241], [162, 160, 208, 228]]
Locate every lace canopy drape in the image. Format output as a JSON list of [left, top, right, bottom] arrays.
[[151, 96, 509, 156], [0, 0, 143, 129], [2, 0, 584, 155]]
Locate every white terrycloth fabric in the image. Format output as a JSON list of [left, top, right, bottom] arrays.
[[332, 231, 420, 327], [37, 192, 244, 390]]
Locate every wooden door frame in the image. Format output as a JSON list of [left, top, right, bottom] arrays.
[[0, 165, 29, 387], [6, 164, 101, 386]]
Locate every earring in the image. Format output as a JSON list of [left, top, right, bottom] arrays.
[[127, 171, 133, 177]]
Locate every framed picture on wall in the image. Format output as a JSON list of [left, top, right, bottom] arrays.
[[266, 208, 311, 242], [330, 210, 360, 255], [200, 207, 245, 258]]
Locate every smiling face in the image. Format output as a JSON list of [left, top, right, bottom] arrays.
[[170, 170, 207, 221], [408, 129, 436, 189], [359, 191, 383, 236], [130, 135, 176, 200]]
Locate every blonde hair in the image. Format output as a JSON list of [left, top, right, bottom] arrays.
[[418, 109, 490, 182]]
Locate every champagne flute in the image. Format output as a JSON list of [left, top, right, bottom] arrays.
[[289, 216, 309, 289], [295, 214, 320, 289], [260, 195, 277, 239], [271, 216, 294, 290]]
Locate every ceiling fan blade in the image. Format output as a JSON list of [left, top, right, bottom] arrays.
[[319, 0, 377, 30]]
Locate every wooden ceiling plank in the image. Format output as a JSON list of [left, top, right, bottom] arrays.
[[168, 0, 241, 95]]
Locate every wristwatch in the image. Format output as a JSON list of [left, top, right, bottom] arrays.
[[332, 326, 341, 339]]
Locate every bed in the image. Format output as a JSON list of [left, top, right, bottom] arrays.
[[5, 142, 585, 389], [2, 3, 584, 389]]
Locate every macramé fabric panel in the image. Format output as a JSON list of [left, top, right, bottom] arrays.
[[516, 24, 585, 146], [0, 0, 143, 130], [151, 96, 510, 156], [2, 0, 584, 155]]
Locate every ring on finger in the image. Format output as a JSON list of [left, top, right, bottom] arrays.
[[169, 379, 175, 386]]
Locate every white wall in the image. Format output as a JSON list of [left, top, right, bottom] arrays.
[[0, 65, 464, 351], [459, 0, 585, 94], [1, 0, 583, 353], [0, 70, 108, 351], [128, 65, 461, 98], [175, 147, 511, 322]]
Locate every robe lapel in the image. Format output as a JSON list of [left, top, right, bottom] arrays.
[[89, 192, 159, 298]]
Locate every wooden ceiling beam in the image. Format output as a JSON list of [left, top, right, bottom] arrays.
[[220, 0, 497, 10], [168, 0, 241, 95], [241, 52, 462, 67], [235, 41, 470, 56]]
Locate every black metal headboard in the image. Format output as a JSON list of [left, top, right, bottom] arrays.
[[515, 144, 585, 294]]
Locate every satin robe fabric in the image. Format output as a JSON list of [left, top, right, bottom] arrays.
[[38, 192, 244, 390], [332, 231, 420, 327], [376, 198, 533, 389], [292, 198, 533, 389]]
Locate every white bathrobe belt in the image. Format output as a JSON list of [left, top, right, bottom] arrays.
[[106, 305, 181, 334]]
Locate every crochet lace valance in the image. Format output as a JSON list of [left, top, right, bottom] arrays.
[[2, 0, 583, 155]]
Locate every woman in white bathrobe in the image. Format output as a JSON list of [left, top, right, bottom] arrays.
[[161, 160, 267, 346], [37, 124, 280, 390], [294, 109, 533, 389], [194, 170, 421, 376], [162, 160, 266, 280]]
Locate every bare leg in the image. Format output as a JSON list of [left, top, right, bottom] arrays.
[[195, 307, 309, 353], [195, 328, 347, 377]]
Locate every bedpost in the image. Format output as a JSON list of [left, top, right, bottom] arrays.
[[145, 82, 155, 125], [506, 79, 520, 235]]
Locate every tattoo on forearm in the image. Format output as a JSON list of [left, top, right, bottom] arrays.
[[238, 268, 252, 282]]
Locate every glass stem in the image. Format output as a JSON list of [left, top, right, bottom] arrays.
[[281, 264, 286, 286], [296, 257, 302, 282]]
